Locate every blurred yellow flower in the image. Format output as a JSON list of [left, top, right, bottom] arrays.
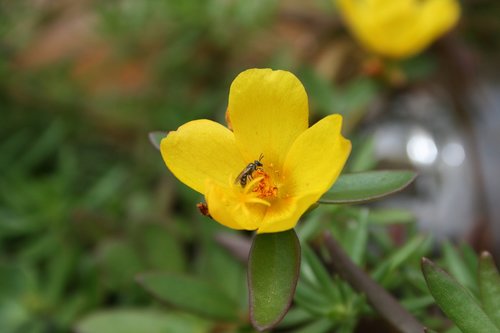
[[336, 0, 461, 59], [161, 69, 351, 233]]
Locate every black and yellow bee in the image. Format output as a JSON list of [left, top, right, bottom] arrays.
[[235, 154, 264, 187]]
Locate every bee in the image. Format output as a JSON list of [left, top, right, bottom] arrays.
[[235, 154, 264, 187]]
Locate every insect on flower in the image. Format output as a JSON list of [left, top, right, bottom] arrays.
[[196, 202, 212, 218], [235, 154, 264, 187], [160, 69, 351, 233]]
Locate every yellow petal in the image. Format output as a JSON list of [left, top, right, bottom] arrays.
[[283, 114, 351, 197], [228, 68, 308, 168], [337, 0, 460, 58], [257, 193, 318, 233], [256, 115, 350, 233], [421, 0, 460, 42], [160, 119, 245, 194], [205, 180, 267, 231]]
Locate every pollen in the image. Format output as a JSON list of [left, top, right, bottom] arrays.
[[251, 169, 278, 199]]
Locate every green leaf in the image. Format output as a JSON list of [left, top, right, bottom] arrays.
[[0, 299, 30, 333], [299, 68, 334, 116], [401, 295, 435, 312], [135, 224, 186, 273], [479, 252, 500, 329], [373, 235, 428, 282], [400, 53, 437, 81], [442, 241, 478, 295], [422, 258, 500, 333], [148, 131, 166, 150], [248, 229, 301, 331], [368, 208, 415, 225], [344, 209, 369, 265], [443, 327, 462, 333], [294, 280, 333, 316], [45, 244, 77, 304], [319, 170, 416, 204], [197, 230, 247, 307], [97, 240, 143, 290], [461, 245, 479, 276], [137, 273, 240, 322], [293, 318, 334, 333], [348, 137, 376, 173], [418, 326, 459, 333], [297, 207, 339, 242], [334, 77, 378, 116], [301, 244, 338, 300], [0, 263, 30, 300], [277, 307, 313, 329], [75, 309, 211, 333], [324, 233, 424, 333]]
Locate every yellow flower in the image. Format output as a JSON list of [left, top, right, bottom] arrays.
[[160, 69, 351, 233], [336, 0, 460, 59]]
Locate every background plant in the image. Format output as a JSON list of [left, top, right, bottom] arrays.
[[1, 0, 500, 332]]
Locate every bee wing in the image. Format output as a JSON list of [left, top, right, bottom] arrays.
[[234, 169, 246, 184], [235, 165, 252, 184]]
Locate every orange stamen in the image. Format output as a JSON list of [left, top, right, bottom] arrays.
[[251, 169, 278, 199]]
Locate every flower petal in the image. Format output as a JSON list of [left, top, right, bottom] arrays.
[[228, 68, 308, 168], [257, 193, 318, 233], [205, 181, 267, 231], [420, 0, 460, 42], [337, 0, 460, 58], [283, 114, 351, 197], [160, 119, 245, 194], [256, 115, 350, 233]]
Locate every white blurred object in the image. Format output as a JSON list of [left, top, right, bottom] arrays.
[[406, 130, 438, 166], [442, 141, 465, 167], [369, 87, 476, 239]]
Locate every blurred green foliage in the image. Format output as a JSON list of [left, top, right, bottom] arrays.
[[1, 0, 499, 332], [0, 1, 278, 331]]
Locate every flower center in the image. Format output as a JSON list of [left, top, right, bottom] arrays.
[[250, 168, 278, 200]]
